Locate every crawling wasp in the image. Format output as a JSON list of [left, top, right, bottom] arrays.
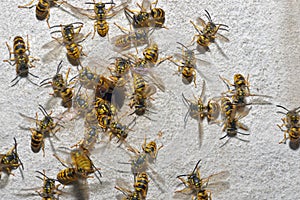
[[3, 35, 39, 87], [220, 108, 251, 146], [42, 22, 90, 65], [20, 104, 61, 156], [129, 72, 158, 118], [190, 10, 229, 55], [111, 23, 152, 52], [276, 105, 300, 145], [125, 0, 166, 29], [0, 138, 24, 179], [128, 52, 167, 92], [125, 136, 162, 178], [171, 42, 210, 87], [18, 0, 63, 28], [35, 170, 62, 199], [175, 159, 229, 199], [63, 0, 128, 38], [40, 61, 75, 108], [79, 125, 100, 151], [107, 116, 136, 146], [77, 65, 100, 90], [94, 97, 117, 130], [54, 144, 102, 185], [182, 81, 219, 147], [220, 74, 272, 111]]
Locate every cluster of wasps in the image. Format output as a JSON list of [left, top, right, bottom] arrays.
[[1, 0, 295, 199]]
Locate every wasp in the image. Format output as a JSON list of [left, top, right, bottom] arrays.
[[278, 125, 300, 145], [94, 74, 126, 110], [108, 56, 132, 87], [42, 22, 90, 65], [190, 10, 229, 52], [276, 105, 300, 145], [0, 138, 24, 179], [107, 116, 136, 147], [171, 42, 210, 87], [220, 108, 251, 146], [64, 0, 128, 38], [111, 23, 152, 52], [129, 73, 157, 118], [176, 159, 230, 198], [94, 75, 118, 103], [142, 40, 159, 64], [94, 97, 116, 130], [134, 172, 149, 200], [40, 61, 65, 97], [124, 0, 151, 29], [69, 145, 102, 183], [18, 0, 63, 28], [220, 74, 272, 111], [3, 35, 39, 87], [182, 81, 220, 147], [125, 136, 162, 178], [77, 65, 100, 90], [128, 52, 167, 93], [20, 105, 61, 156], [141, 136, 163, 163], [80, 125, 100, 151], [54, 146, 101, 185], [220, 74, 250, 96], [124, 0, 166, 29], [40, 61, 75, 108], [35, 170, 62, 199]]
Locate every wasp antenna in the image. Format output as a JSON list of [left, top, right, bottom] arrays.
[[192, 159, 201, 174], [204, 10, 212, 22], [237, 131, 250, 136], [38, 104, 49, 117], [220, 134, 227, 140], [176, 42, 188, 49], [56, 60, 64, 74]]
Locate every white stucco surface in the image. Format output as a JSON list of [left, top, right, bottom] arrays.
[[0, 0, 300, 199]]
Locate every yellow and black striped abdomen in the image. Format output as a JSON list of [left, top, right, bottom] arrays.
[[57, 168, 78, 185], [36, 0, 50, 20], [66, 43, 80, 60], [96, 20, 109, 37], [31, 129, 44, 153], [13, 36, 26, 55]]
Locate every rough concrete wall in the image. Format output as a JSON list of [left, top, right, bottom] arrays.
[[0, 0, 299, 199]]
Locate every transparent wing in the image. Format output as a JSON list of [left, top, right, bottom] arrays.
[[143, 70, 165, 92], [62, 1, 95, 20], [216, 32, 230, 43], [42, 37, 64, 49], [202, 170, 230, 184], [111, 85, 126, 110], [19, 112, 36, 124], [196, 17, 207, 28], [141, 0, 151, 11], [42, 44, 64, 63], [205, 181, 230, 194], [110, 34, 132, 52]]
